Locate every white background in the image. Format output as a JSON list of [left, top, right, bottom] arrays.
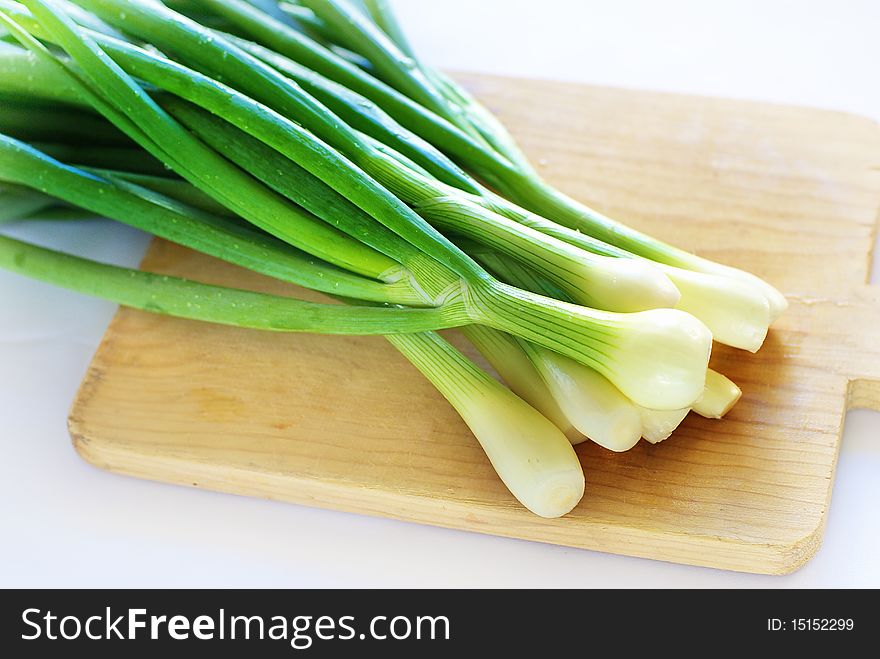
[[1, 0, 878, 587]]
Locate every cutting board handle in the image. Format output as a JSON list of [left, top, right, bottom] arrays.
[[840, 285, 880, 411]]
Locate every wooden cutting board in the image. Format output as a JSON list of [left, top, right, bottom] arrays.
[[68, 73, 880, 575]]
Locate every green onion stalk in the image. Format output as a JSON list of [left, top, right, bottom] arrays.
[[0, 0, 767, 516]]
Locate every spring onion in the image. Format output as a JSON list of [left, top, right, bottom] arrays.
[[387, 331, 585, 518], [0, 0, 782, 517]]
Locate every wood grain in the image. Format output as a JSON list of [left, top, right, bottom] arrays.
[[68, 74, 880, 574]]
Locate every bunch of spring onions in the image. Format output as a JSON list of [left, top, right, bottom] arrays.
[[0, 0, 784, 518]]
